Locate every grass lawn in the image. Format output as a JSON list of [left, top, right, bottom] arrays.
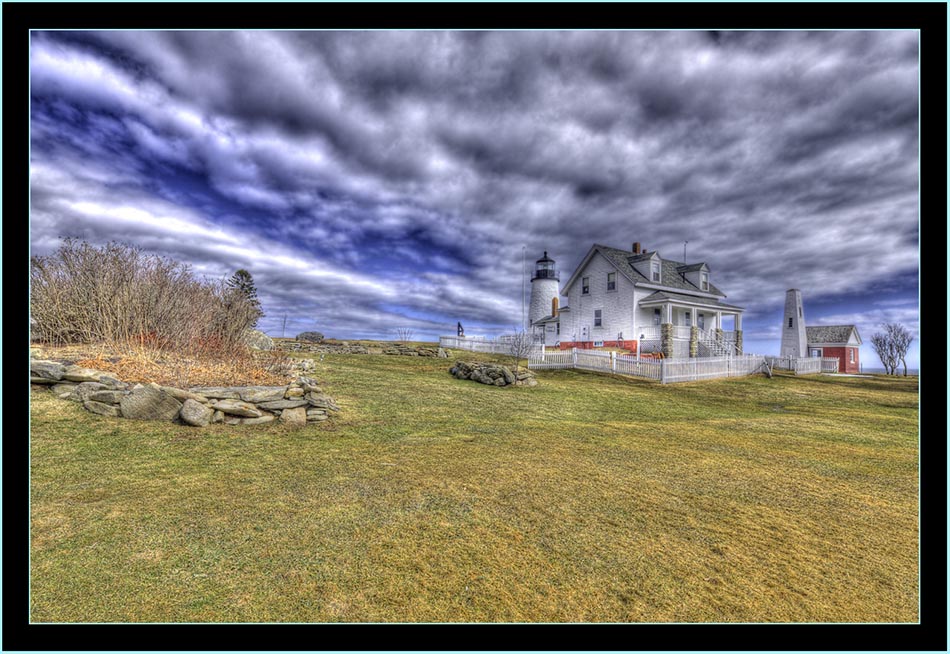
[[30, 351, 919, 622]]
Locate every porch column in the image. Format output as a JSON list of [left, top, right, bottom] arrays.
[[661, 321, 674, 359], [689, 307, 699, 357], [735, 313, 743, 354]]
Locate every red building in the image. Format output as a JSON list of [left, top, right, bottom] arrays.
[[805, 325, 862, 373]]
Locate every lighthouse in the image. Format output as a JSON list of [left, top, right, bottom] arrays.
[[529, 251, 560, 327]]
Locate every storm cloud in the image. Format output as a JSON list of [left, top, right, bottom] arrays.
[[29, 30, 919, 363]]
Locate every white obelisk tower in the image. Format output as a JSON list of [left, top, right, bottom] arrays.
[[780, 289, 807, 358]]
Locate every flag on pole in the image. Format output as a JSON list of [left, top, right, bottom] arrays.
[[457, 322, 465, 337]]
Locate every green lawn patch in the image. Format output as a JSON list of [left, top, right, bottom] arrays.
[[30, 354, 918, 622]]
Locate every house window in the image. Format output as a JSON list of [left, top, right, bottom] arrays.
[[799, 307, 802, 318], [594, 309, 602, 327], [582, 276, 589, 294], [701, 272, 709, 291], [850, 349, 855, 363], [684, 312, 691, 327], [788, 318, 793, 328], [556, 322, 560, 335], [651, 261, 660, 282], [653, 308, 661, 325], [607, 272, 616, 291], [810, 348, 822, 358]]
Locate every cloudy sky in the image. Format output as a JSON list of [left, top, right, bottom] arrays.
[[29, 30, 920, 366]]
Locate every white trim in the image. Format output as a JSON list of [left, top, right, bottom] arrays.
[[633, 282, 725, 300], [639, 297, 745, 313]]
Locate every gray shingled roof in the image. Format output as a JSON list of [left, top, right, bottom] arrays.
[[638, 290, 744, 311], [676, 263, 707, 273], [806, 325, 859, 344], [593, 245, 726, 296]]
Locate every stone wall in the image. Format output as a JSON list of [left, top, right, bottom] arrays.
[[382, 344, 446, 357], [275, 341, 370, 355], [30, 359, 339, 427]]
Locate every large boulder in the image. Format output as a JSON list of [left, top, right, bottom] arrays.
[[119, 384, 183, 421], [161, 386, 211, 404], [244, 329, 275, 351], [88, 390, 128, 404], [62, 365, 107, 383], [31, 360, 67, 381], [236, 386, 286, 403], [296, 331, 325, 343], [70, 381, 110, 402], [279, 406, 308, 424], [188, 387, 241, 399], [83, 400, 122, 417], [180, 399, 214, 427], [211, 399, 263, 418]]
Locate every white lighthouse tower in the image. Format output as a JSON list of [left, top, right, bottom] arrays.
[[780, 288, 807, 358], [529, 251, 560, 327]]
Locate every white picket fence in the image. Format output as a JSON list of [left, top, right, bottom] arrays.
[[661, 355, 766, 383], [439, 336, 508, 354], [527, 348, 765, 384], [765, 356, 839, 375]]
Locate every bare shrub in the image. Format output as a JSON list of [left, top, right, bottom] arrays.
[[504, 329, 535, 374], [30, 239, 261, 358], [394, 328, 414, 344]]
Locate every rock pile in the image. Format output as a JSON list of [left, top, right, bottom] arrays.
[[30, 359, 340, 427], [449, 361, 538, 387], [296, 331, 325, 343], [382, 343, 440, 357]]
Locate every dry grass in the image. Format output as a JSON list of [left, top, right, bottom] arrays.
[[30, 350, 919, 623], [39, 343, 291, 387]]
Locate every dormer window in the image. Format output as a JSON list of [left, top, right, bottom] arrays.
[[607, 272, 616, 291], [651, 261, 660, 282], [701, 272, 709, 291], [582, 276, 590, 294]]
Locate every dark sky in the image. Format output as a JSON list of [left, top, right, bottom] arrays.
[[29, 30, 920, 365]]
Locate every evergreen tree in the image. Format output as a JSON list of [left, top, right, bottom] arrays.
[[227, 269, 263, 327]]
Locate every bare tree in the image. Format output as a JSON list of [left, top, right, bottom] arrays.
[[505, 329, 535, 374], [395, 328, 414, 344], [871, 323, 914, 375], [884, 323, 913, 376], [869, 331, 896, 374]]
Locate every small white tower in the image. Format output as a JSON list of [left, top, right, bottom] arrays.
[[529, 251, 560, 326], [780, 289, 807, 358]]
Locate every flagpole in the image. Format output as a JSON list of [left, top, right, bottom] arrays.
[[522, 246, 526, 333]]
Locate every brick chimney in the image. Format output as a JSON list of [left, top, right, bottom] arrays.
[[551, 297, 559, 317], [632, 242, 641, 254]]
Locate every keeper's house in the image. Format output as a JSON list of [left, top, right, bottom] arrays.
[[528, 243, 745, 359]]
